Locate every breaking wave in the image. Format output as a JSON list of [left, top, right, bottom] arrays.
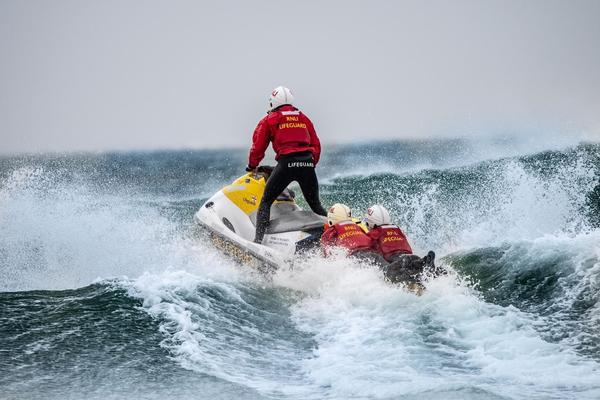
[[1, 139, 599, 399]]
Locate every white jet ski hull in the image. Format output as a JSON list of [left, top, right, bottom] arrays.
[[194, 178, 325, 271]]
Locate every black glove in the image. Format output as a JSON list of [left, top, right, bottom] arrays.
[[245, 165, 255, 172]]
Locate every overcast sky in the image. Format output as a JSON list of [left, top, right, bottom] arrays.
[[0, 0, 599, 154]]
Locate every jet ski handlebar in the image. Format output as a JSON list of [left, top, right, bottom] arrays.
[[249, 165, 274, 180]]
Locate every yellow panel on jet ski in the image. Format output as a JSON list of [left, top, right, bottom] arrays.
[[222, 173, 266, 214]]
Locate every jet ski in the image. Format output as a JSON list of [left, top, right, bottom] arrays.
[[194, 166, 326, 273], [194, 166, 442, 289]]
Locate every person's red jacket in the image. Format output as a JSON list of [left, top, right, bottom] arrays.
[[321, 221, 373, 256], [367, 224, 413, 261], [248, 105, 321, 169]]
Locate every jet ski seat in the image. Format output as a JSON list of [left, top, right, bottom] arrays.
[[248, 187, 325, 234], [249, 204, 325, 234], [266, 210, 326, 234]]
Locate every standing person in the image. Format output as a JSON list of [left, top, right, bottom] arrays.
[[248, 86, 327, 244]]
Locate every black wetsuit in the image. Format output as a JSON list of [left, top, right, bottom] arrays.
[[254, 151, 327, 243]]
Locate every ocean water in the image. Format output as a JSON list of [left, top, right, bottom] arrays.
[[1, 138, 599, 399]]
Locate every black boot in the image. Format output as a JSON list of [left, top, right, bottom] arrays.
[[423, 251, 435, 267]]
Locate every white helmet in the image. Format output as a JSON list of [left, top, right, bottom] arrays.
[[363, 205, 391, 229], [268, 86, 294, 111], [327, 203, 352, 226]]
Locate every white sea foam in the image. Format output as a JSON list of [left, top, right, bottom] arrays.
[[127, 266, 320, 399], [391, 149, 598, 255], [274, 255, 600, 399], [0, 167, 195, 291], [128, 249, 600, 399]]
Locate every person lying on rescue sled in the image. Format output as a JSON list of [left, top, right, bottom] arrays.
[[363, 205, 413, 262], [320, 204, 385, 264], [362, 204, 438, 284]]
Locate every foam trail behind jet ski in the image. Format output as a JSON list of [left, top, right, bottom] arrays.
[[273, 254, 600, 400]]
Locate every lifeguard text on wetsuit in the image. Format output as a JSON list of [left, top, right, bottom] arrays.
[[338, 224, 363, 240], [279, 115, 307, 130], [383, 230, 405, 243]]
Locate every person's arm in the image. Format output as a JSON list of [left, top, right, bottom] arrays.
[[305, 118, 321, 165], [248, 118, 271, 169], [320, 227, 336, 256], [397, 228, 413, 254], [367, 229, 380, 251]]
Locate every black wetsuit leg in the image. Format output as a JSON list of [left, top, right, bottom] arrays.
[[254, 164, 293, 243], [254, 152, 327, 243], [295, 166, 327, 216]]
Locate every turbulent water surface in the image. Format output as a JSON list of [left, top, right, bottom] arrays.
[[1, 138, 599, 399]]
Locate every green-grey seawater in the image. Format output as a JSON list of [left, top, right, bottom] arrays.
[[1, 139, 599, 399]]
